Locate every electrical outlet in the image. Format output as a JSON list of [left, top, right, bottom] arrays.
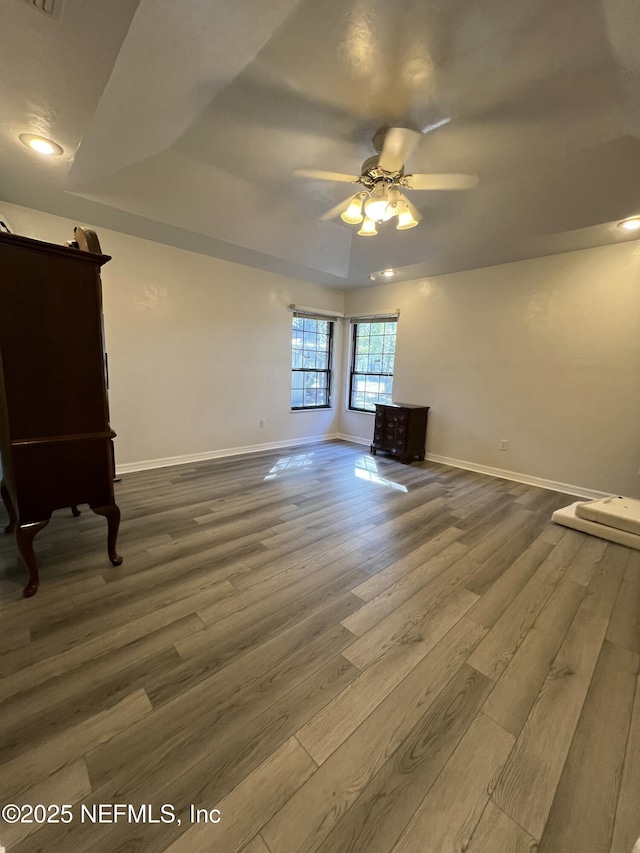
[[260, 418, 267, 428], [499, 439, 508, 451]]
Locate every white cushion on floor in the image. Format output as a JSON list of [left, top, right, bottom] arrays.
[[575, 495, 640, 536], [552, 502, 640, 550]]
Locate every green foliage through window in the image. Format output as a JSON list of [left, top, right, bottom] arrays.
[[349, 319, 397, 412], [291, 315, 333, 409]]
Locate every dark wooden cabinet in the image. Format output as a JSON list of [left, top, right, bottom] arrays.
[[370, 403, 430, 464], [0, 229, 122, 597]]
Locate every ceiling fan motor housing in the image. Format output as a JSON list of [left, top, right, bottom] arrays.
[[359, 155, 402, 187]]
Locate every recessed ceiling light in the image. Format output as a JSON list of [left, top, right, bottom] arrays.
[[617, 217, 640, 232], [19, 133, 63, 156], [381, 269, 396, 277]]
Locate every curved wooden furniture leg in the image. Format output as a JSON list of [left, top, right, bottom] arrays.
[[71, 505, 81, 517], [16, 519, 49, 597], [1, 479, 17, 534], [91, 503, 123, 566]]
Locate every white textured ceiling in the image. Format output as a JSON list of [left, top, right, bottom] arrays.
[[1, 0, 640, 288]]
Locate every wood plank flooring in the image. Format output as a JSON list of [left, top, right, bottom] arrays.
[[1, 440, 639, 852]]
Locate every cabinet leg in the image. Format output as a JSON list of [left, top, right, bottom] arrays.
[[1, 479, 17, 534], [370, 445, 377, 455], [71, 505, 81, 517], [91, 503, 123, 566], [16, 519, 49, 597]]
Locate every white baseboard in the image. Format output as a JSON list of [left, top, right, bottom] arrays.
[[118, 433, 610, 499], [336, 434, 608, 499], [422, 452, 608, 500], [116, 433, 341, 475], [336, 432, 371, 447]]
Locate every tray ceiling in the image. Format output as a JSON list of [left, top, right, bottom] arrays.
[[1, 0, 639, 288]]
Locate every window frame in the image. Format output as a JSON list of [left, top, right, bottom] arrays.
[[291, 313, 334, 411], [348, 317, 397, 413]]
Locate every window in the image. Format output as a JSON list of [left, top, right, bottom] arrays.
[[291, 314, 333, 409], [349, 318, 397, 412]]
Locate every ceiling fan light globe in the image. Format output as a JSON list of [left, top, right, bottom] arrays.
[[341, 211, 364, 224], [396, 208, 419, 230], [386, 186, 401, 206], [384, 200, 402, 218], [358, 217, 378, 236], [341, 194, 365, 224], [365, 199, 394, 222], [364, 184, 393, 222]]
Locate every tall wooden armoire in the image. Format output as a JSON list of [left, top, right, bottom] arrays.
[[0, 229, 122, 597]]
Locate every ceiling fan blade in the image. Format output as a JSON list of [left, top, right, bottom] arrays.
[[378, 127, 421, 172], [399, 193, 422, 223], [405, 173, 480, 190], [320, 193, 359, 221], [294, 169, 359, 183]]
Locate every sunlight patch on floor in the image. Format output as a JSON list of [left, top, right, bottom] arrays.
[[264, 452, 315, 480], [355, 455, 408, 492]]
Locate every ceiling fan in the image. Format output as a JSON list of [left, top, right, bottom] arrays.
[[295, 125, 479, 235]]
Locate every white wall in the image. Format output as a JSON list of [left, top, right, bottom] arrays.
[[0, 201, 345, 468], [342, 243, 640, 498], [4, 199, 640, 497]]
